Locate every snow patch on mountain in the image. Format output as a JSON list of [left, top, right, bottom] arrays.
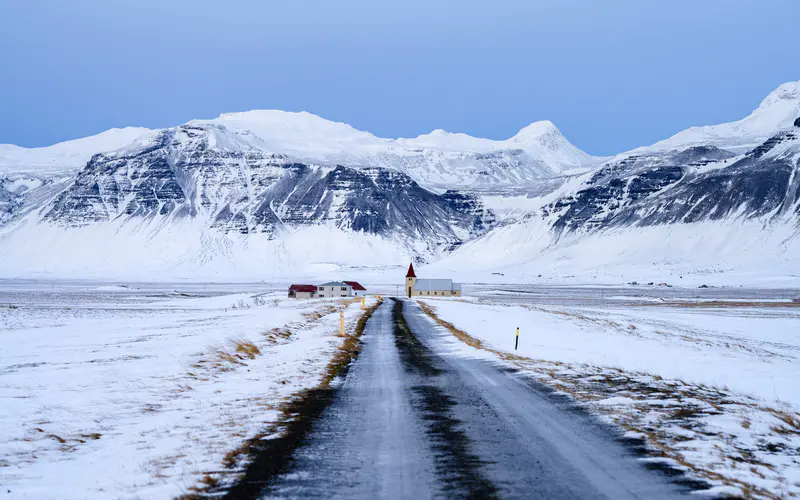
[[634, 80, 800, 155], [398, 119, 601, 174], [193, 110, 389, 162], [0, 110, 599, 193], [0, 127, 152, 175], [0, 216, 411, 280], [429, 216, 800, 287]]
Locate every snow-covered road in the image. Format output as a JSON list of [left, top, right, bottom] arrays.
[[250, 300, 688, 499], [261, 298, 438, 498]]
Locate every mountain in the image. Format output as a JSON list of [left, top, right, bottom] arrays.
[[0, 127, 151, 176], [0, 111, 599, 193], [197, 111, 601, 192], [431, 86, 800, 285], [384, 120, 601, 192], [631, 81, 800, 155], [1, 80, 799, 283], [0, 123, 494, 278], [45, 123, 495, 241]]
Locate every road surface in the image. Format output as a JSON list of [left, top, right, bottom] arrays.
[[253, 300, 689, 499]]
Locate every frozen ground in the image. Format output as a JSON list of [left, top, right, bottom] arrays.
[[0, 282, 372, 499], [419, 292, 800, 498]]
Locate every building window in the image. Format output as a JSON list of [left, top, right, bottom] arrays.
[[341, 287, 347, 291]]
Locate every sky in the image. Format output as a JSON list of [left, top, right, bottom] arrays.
[[1, 0, 798, 156]]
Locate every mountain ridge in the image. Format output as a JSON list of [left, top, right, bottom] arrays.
[[1, 80, 800, 282]]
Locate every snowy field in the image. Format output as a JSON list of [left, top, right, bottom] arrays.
[[420, 292, 800, 497], [0, 282, 372, 499]]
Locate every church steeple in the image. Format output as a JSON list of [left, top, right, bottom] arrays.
[[405, 262, 417, 297]]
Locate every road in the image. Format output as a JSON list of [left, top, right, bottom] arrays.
[[254, 300, 689, 499]]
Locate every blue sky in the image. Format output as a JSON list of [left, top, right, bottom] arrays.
[[1, 0, 798, 155]]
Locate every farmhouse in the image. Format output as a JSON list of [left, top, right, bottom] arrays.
[[344, 281, 367, 297], [288, 284, 317, 299], [405, 262, 462, 297], [287, 280, 368, 299], [317, 281, 353, 298]]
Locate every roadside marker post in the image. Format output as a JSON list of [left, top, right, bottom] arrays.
[[515, 327, 519, 350], [361, 297, 365, 310], [340, 311, 345, 336]]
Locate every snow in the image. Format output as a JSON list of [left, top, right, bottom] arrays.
[[419, 296, 800, 496], [0, 284, 374, 498], [1, 109, 599, 194], [194, 111, 601, 189], [0, 216, 411, 282], [203, 111, 601, 174], [1, 176, 44, 194], [424, 298, 800, 405], [194, 110, 389, 162], [630, 80, 800, 155], [0, 127, 151, 176], [397, 119, 602, 174], [429, 216, 800, 288]]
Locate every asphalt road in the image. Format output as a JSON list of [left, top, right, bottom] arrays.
[[256, 300, 689, 499]]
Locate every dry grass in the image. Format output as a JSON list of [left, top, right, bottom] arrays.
[[771, 409, 800, 430], [189, 299, 360, 379], [234, 339, 261, 359], [263, 327, 292, 344], [24, 427, 103, 454]]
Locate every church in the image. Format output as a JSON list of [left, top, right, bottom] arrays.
[[405, 262, 462, 298]]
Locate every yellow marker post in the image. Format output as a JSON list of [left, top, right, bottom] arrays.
[[515, 327, 519, 351], [361, 297, 365, 310], [340, 311, 345, 336]]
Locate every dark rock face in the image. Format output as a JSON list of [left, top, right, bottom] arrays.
[[40, 124, 493, 251], [441, 190, 497, 235], [0, 174, 51, 225], [45, 132, 185, 225], [0, 179, 16, 223], [794, 116, 800, 127], [545, 137, 800, 235]]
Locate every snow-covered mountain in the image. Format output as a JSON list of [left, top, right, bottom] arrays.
[[631, 81, 800, 155], [44, 123, 492, 244], [0, 123, 495, 278], [1, 80, 799, 282], [0, 111, 599, 192], [0, 127, 151, 176], [432, 100, 800, 285]]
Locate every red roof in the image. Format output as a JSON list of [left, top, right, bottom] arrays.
[[344, 281, 366, 291], [405, 262, 416, 278], [289, 284, 317, 293]]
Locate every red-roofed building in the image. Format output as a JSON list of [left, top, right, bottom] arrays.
[[344, 281, 367, 296], [288, 284, 318, 299], [404, 262, 461, 298]]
